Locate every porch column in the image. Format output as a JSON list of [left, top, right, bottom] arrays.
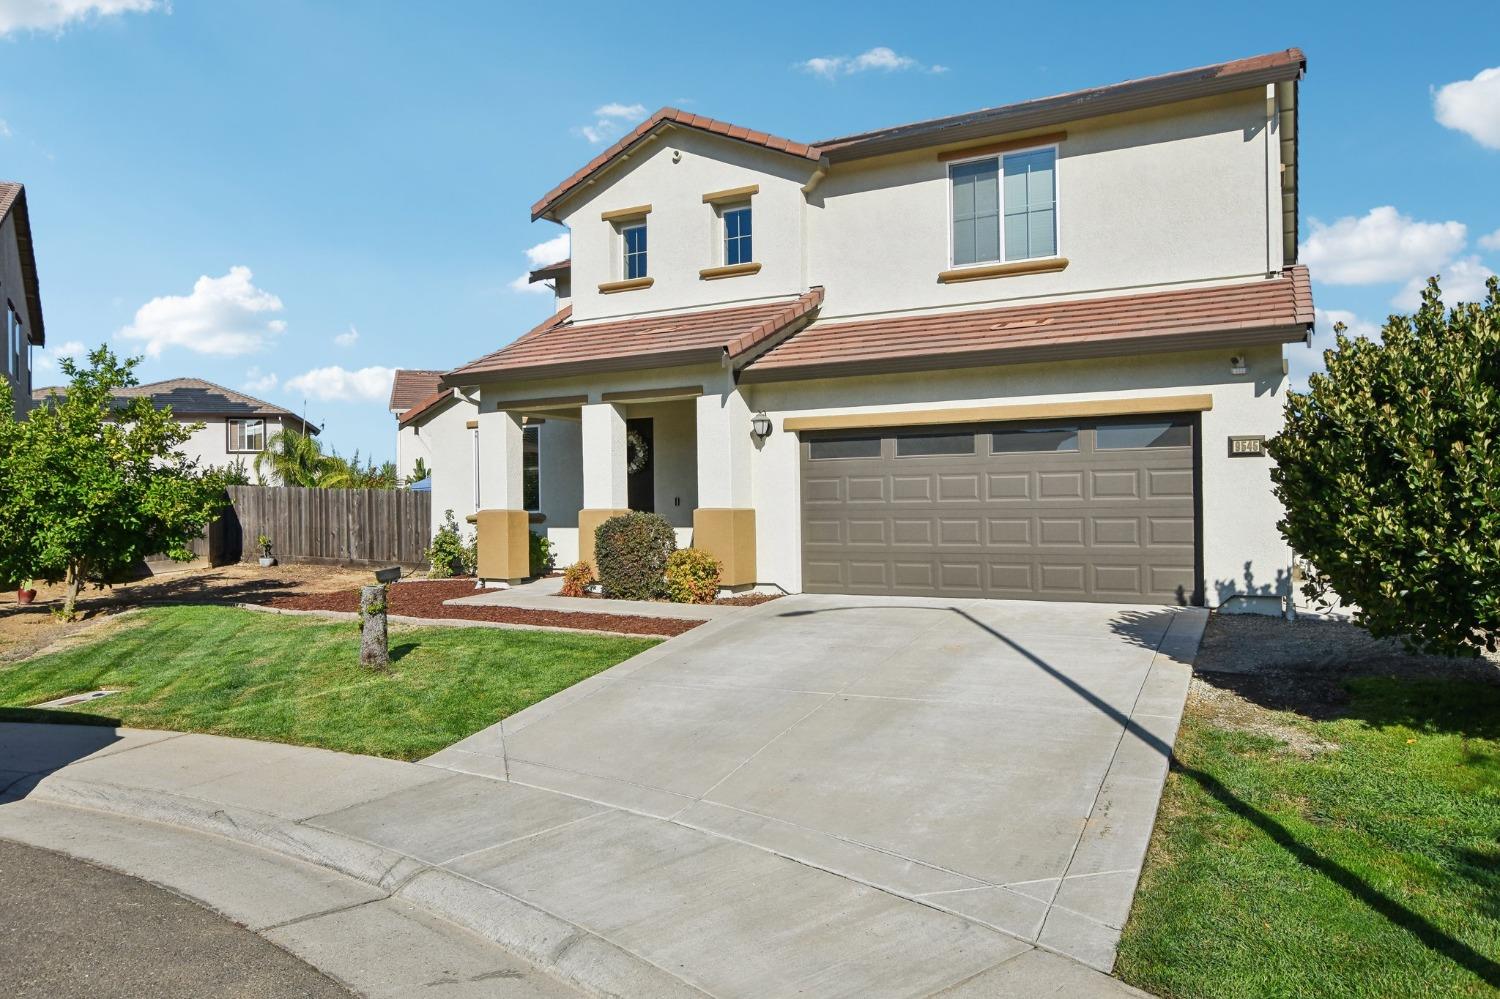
[[474, 406, 529, 582], [693, 387, 757, 586], [578, 401, 631, 566]]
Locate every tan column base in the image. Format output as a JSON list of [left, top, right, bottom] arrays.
[[577, 508, 632, 567], [474, 509, 531, 582], [692, 508, 756, 587]]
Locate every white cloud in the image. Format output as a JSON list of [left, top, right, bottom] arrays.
[[1289, 308, 1380, 390], [334, 324, 359, 347], [242, 367, 278, 394], [574, 102, 648, 144], [1393, 255, 1497, 310], [284, 365, 396, 403], [33, 339, 86, 373], [799, 46, 944, 79], [509, 232, 570, 294], [1479, 228, 1500, 252], [0, 0, 163, 36], [117, 266, 285, 357], [1434, 66, 1500, 150], [0, 119, 10, 139], [1299, 206, 1466, 285]]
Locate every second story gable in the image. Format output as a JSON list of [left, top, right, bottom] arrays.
[[529, 48, 1304, 326]]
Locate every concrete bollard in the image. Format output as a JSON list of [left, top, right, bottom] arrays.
[[359, 583, 389, 670]]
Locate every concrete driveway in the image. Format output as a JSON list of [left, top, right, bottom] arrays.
[[428, 592, 1203, 978]]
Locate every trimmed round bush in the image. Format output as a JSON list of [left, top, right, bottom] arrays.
[[664, 548, 722, 604], [594, 512, 677, 600]]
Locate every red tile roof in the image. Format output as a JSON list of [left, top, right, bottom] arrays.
[[445, 290, 822, 385], [0, 182, 45, 346], [740, 267, 1313, 383], [529, 50, 1304, 220], [530, 108, 823, 220], [528, 258, 570, 284], [388, 369, 446, 412]]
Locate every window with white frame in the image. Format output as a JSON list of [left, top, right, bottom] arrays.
[[522, 424, 540, 512], [950, 145, 1057, 266], [228, 418, 267, 452], [723, 205, 752, 265], [622, 222, 648, 280]]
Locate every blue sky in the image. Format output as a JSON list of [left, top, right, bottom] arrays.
[[2, 0, 1497, 461]]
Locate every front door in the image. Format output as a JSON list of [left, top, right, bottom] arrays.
[[626, 418, 655, 512]]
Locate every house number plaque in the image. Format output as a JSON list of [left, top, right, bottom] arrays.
[[1227, 435, 1266, 458]]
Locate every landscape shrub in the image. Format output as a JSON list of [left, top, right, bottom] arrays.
[[594, 512, 677, 600], [663, 548, 721, 604], [529, 530, 555, 577], [560, 560, 594, 598], [426, 510, 477, 578]]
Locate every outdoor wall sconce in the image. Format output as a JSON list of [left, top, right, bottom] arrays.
[[751, 411, 772, 441]]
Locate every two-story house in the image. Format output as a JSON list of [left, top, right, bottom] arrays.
[[1, 182, 45, 419], [443, 49, 1313, 612], [31, 378, 320, 482]]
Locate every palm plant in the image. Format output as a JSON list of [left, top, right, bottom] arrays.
[[254, 428, 336, 487]]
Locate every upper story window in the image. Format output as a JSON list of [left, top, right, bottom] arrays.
[[723, 206, 753, 265], [622, 222, 648, 280], [228, 418, 267, 452], [950, 145, 1058, 267]]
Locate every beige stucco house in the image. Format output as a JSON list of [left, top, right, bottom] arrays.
[[1, 182, 45, 420], [443, 49, 1314, 611]]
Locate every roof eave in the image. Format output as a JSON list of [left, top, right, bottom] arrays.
[[445, 346, 727, 388]]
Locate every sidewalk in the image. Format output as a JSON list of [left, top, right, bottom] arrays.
[[445, 574, 745, 621], [0, 720, 1152, 998]]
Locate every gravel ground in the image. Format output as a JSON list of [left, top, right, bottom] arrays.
[[0, 838, 352, 999], [266, 579, 703, 637]]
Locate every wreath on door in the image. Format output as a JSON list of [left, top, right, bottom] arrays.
[[626, 428, 650, 474]]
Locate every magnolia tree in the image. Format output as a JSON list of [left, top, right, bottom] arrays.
[[1269, 276, 1500, 657], [0, 347, 228, 618]]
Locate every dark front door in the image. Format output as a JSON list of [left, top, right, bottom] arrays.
[[626, 418, 655, 512]]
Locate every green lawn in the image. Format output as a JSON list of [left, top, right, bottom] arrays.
[[1117, 675, 1500, 998], [0, 605, 656, 760]]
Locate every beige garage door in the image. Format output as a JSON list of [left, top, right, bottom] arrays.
[[799, 417, 1199, 604]]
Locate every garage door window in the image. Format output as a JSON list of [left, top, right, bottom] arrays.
[[990, 425, 1079, 453], [1096, 420, 1193, 450], [895, 432, 974, 456], [809, 436, 881, 460]]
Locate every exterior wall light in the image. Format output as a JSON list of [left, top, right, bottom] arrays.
[[750, 412, 772, 441]]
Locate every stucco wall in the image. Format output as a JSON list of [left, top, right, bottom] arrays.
[[176, 416, 289, 483], [405, 395, 479, 538], [0, 212, 36, 418], [557, 129, 818, 323], [744, 345, 1291, 609]]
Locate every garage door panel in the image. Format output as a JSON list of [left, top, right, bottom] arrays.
[[801, 419, 1197, 604]]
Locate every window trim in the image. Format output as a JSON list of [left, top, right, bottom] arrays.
[[226, 417, 268, 453], [945, 139, 1062, 272]]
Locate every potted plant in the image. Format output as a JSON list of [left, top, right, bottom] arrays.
[[16, 580, 37, 605], [256, 534, 276, 568]]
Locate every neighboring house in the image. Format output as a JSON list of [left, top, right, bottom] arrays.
[[388, 369, 445, 481], [395, 382, 486, 525], [0, 182, 45, 420], [444, 49, 1313, 612], [31, 378, 319, 483]]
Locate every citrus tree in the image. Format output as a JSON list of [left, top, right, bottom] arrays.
[[1269, 276, 1500, 656], [0, 346, 228, 617]]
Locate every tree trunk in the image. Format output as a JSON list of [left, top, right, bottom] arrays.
[[359, 583, 389, 670], [62, 564, 82, 620]]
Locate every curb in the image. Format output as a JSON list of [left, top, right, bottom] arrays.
[[18, 773, 709, 998]]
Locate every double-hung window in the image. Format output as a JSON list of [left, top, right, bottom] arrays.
[[950, 145, 1058, 266], [723, 205, 752, 265], [622, 222, 648, 280], [228, 418, 266, 452]]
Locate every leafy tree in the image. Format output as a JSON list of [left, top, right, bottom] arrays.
[[0, 347, 228, 617], [1269, 276, 1500, 656]]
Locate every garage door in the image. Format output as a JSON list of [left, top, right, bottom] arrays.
[[799, 416, 1199, 604]]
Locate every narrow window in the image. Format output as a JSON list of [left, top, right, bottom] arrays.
[[894, 432, 975, 457], [622, 222, 648, 280], [1095, 420, 1193, 450], [991, 426, 1079, 453], [523, 424, 541, 511], [950, 159, 1000, 266], [808, 435, 881, 460], [723, 206, 753, 265], [1002, 148, 1057, 260]]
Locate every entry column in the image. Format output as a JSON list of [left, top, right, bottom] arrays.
[[694, 387, 757, 586], [474, 407, 529, 583], [578, 401, 631, 565]]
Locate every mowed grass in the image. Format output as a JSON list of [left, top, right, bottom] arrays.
[[0, 605, 657, 760], [1117, 675, 1500, 998]]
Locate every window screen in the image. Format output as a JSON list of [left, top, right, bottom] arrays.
[[808, 436, 881, 460], [1002, 148, 1057, 260], [1095, 420, 1193, 450]]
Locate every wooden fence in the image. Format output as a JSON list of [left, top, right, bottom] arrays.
[[197, 485, 432, 567]]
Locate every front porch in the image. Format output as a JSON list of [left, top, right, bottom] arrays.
[[473, 380, 760, 588]]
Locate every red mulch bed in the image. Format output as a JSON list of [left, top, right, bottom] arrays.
[[262, 580, 700, 638], [714, 592, 781, 607]]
